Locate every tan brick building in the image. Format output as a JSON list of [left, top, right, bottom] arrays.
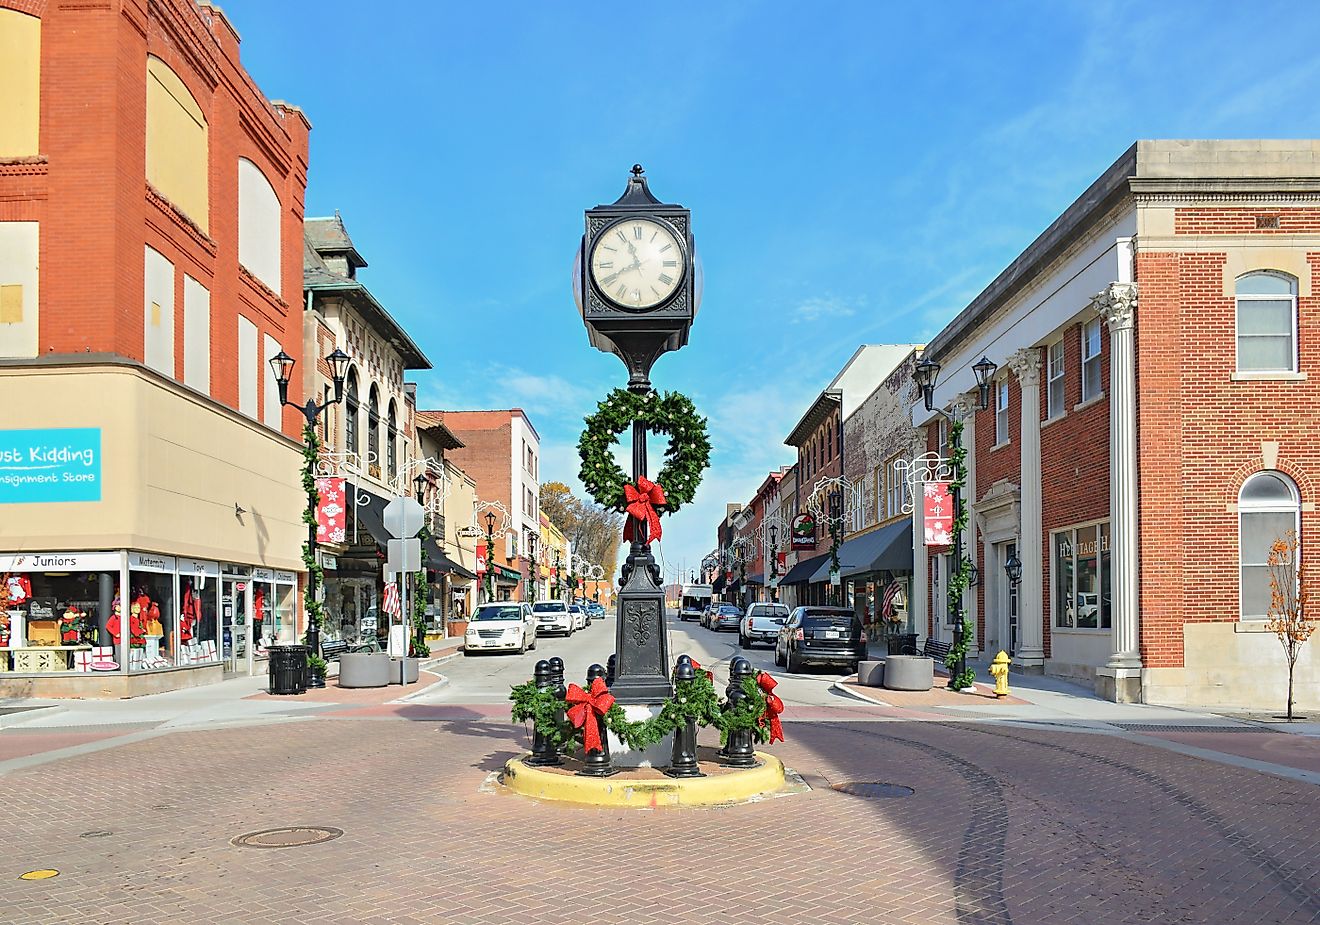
[[916, 140, 1320, 710]]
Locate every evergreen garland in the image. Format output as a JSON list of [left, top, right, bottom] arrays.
[[300, 423, 325, 641], [578, 388, 712, 513], [944, 418, 977, 690]]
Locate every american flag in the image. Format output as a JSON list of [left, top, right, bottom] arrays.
[[881, 580, 902, 620], [382, 581, 401, 617]]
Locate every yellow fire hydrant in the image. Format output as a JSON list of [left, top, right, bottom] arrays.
[[989, 650, 1011, 698]]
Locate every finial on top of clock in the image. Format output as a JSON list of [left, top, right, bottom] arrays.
[[631, 164, 644, 177], [616, 164, 661, 207]]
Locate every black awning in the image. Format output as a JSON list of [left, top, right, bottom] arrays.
[[781, 552, 831, 585], [839, 519, 914, 579], [747, 574, 764, 586], [423, 537, 477, 579], [348, 485, 391, 549], [712, 574, 726, 593]]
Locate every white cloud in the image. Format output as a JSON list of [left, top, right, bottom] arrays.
[[791, 295, 860, 324]]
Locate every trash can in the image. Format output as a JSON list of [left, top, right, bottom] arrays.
[[887, 633, 918, 656], [268, 645, 308, 695]]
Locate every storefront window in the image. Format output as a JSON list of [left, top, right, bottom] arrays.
[[177, 559, 221, 666], [127, 553, 176, 671], [1, 553, 122, 672], [1053, 522, 1110, 630]]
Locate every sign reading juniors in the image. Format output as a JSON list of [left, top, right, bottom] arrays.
[[0, 428, 101, 504], [923, 481, 953, 547]]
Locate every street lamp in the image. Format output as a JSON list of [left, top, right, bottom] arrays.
[[412, 471, 428, 505], [1004, 552, 1022, 586], [270, 347, 352, 668], [483, 510, 497, 604], [768, 524, 779, 603], [911, 353, 998, 686], [526, 533, 538, 602]]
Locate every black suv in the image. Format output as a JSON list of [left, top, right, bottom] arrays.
[[774, 606, 867, 674]]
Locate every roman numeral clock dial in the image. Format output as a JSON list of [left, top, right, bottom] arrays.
[[590, 218, 684, 309]]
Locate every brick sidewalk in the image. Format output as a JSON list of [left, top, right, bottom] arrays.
[[1, 714, 1318, 924]]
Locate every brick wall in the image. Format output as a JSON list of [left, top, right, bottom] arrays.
[[437, 412, 514, 566]]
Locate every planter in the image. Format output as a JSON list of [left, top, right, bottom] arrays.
[[388, 656, 420, 684], [883, 655, 933, 692], [857, 660, 885, 687], [339, 652, 391, 688], [446, 620, 468, 639]]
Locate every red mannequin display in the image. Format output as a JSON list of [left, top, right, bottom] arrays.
[[252, 586, 265, 648]]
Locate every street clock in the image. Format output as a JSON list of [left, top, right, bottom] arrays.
[[574, 165, 700, 386]]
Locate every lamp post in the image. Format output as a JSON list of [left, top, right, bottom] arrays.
[[270, 347, 351, 666], [483, 510, 497, 604], [912, 353, 997, 686], [526, 533, 538, 602], [768, 525, 779, 603]]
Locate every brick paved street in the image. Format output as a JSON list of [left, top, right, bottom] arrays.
[[2, 709, 1318, 925]]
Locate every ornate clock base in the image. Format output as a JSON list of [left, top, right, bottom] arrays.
[[609, 543, 672, 704]]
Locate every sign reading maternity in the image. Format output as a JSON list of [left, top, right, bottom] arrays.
[[0, 429, 102, 504]]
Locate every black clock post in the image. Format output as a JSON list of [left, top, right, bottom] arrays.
[[576, 165, 698, 704]]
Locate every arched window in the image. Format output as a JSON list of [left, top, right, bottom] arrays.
[[0, 9, 41, 158], [367, 386, 380, 469], [344, 370, 359, 458], [237, 158, 281, 295], [146, 56, 208, 230], [1236, 271, 1297, 373], [387, 399, 398, 483], [1239, 471, 1300, 619]]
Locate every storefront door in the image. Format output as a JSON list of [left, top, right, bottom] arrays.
[[221, 576, 251, 677]]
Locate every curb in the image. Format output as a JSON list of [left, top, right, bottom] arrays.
[[391, 673, 451, 703], [501, 752, 788, 808], [830, 680, 892, 707]]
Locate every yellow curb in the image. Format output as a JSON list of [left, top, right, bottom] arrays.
[[502, 752, 787, 808]]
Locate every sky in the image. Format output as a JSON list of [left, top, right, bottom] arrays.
[[223, 0, 1320, 578]]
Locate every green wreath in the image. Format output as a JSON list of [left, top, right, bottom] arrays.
[[578, 388, 711, 513]]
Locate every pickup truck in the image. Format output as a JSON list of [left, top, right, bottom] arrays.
[[740, 602, 790, 649]]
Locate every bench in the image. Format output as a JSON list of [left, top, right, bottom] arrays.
[[320, 639, 349, 660], [922, 638, 952, 664]]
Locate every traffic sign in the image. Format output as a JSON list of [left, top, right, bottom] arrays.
[[383, 496, 425, 538], [385, 537, 422, 574]]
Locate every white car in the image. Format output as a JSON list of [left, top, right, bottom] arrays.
[[532, 600, 574, 636], [568, 604, 589, 631], [464, 602, 537, 655]]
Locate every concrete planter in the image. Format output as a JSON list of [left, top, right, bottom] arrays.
[[857, 660, 885, 687], [883, 655, 933, 691], [338, 653, 391, 688], [388, 657, 420, 684]]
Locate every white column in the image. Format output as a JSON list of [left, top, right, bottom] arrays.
[[1009, 348, 1045, 668], [1096, 283, 1142, 672]]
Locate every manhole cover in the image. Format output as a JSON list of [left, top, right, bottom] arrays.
[[832, 781, 914, 799], [231, 826, 343, 849]]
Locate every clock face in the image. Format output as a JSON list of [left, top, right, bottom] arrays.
[[590, 218, 684, 309]]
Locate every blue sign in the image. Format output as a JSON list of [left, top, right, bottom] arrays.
[[0, 428, 102, 504]]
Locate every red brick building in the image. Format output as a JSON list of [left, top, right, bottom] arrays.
[[915, 141, 1320, 710], [0, 0, 313, 693]]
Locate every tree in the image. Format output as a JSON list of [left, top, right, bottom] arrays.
[[1266, 529, 1316, 721], [539, 481, 623, 582]]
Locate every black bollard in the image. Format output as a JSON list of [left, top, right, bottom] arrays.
[[524, 660, 563, 767], [722, 657, 758, 768], [548, 656, 568, 754], [577, 664, 618, 778], [664, 655, 704, 779], [605, 653, 617, 687]]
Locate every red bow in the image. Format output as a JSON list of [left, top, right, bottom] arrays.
[[689, 658, 715, 684], [757, 672, 785, 744], [622, 477, 667, 544], [565, 676, 616, 754]]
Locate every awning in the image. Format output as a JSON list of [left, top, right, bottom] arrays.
[[728, 579, 742, 594], [491, 563, 521, 584], [712, 574, 727, 593], [423, 537, 477, 579], [808, 556, 835, 584], [350, 486, 391, 548], [747, 574, 764, 586], [839, 519, 914, 579], [780, 553, 831, 585]]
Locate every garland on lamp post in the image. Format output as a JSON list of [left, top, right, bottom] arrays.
[[299, 425, 326, 635], [944, 418, 976, 690]]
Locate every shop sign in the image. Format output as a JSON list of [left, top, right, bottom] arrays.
[[274, 570, 297, 584], [128, 552, 176, 572], [251, 567, 275, 582], [0, 551, 119, 572], [320, 554, 338, 571], [315, 477, 347, 544], [790, 513, 816, 550], [923, 481, 953, 547], [177, 558, 220, 578], [476, 543, 488, 576], [0, 428, 102, 504]]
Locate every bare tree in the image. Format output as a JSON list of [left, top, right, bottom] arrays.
[[539, 481, 623, 581], [1266, 529, 1316, 721]]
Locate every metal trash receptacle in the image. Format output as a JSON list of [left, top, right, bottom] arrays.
[[268, 645, 308, 695], [887, 633, 918, 656]]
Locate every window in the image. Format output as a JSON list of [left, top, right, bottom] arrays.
[[1047, 340, 1065, 419], [1236, 271, 1298, 373], [995, 379, 1009, 445], [237, 315, 257, 418], [1239, 471, 1300, 619], [262, 334, 283, 429], [937, 418, 948, 458], [885, 455, 906, 520], [144, 246, 175, 377], [182, 275, 210, 393], [344, 370, 359, 457], [0, 9, 40, 156], [1052, 522, 1111, 629], [1081, 319, 1102, 401], [146, 56, 208, 230], [237, 158, 281, 294], [367, 386, 380, 468], [387, 400, 398, 483]]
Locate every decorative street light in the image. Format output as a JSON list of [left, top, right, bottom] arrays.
[[526, 533, 538, 602], [911, 353, 998, 686], [483, 510, 497, 604], [1004, 552, 1022, 586], [768, 525, 779, 602], [270, 347, 351, 668], [412, 471, 428, 505]]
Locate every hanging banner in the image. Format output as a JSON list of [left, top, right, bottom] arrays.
[[923, 481, 953, 547], [790, 512, 816, 550], [475, 543, 488, 576], [315, 477, 347, 544]]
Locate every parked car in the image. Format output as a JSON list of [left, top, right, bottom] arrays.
[[740, 602, 790, 649], [568, 604, 589, 631], [774, 606, 867, 674], [700, 603, 719, 629], [711, 603, 743, 632], [463, 602, 537, 655], [532, 600, 574, 636], [587, 603, 606, 620]]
